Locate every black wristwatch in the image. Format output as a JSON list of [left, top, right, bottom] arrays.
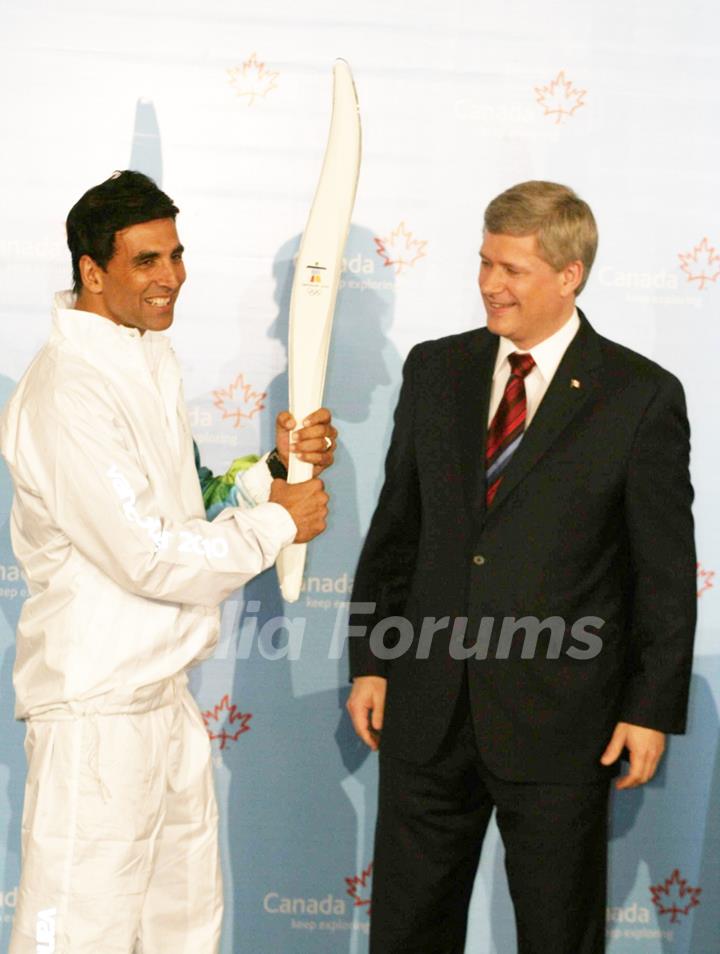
[[266, 448, 288, 480]]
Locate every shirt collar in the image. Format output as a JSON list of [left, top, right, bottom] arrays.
[[53, 289, 142, 338], [50, 290, 172, 374], [493, 309, 580, 383]]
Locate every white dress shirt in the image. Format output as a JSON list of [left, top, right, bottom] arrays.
[[487, 310, 581, 427]]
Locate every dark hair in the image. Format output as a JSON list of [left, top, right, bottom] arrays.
[[66, 170, 179, 293]]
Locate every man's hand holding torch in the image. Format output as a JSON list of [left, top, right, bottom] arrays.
[[270, 408, 337, 543]]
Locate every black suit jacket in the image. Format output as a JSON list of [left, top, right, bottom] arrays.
[[349, 312, 697, 783]]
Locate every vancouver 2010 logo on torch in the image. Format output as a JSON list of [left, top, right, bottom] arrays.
[[303, 262, 327, 296]]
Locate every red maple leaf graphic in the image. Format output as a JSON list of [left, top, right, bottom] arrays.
[[202, 694, 252, 749], [650, 869, 702, 923], [227, 52, 279, 106], [678, 237, 720, 290], [345, 861, 373, 913], [212, 373, 266, 428], [374, 222, 427, 274], [534, 70, 587, 124], [697, 563, 715, 598]]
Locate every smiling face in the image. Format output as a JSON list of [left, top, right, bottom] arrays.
[[76, 218, 186, 333], [478, 231, 582, 350]]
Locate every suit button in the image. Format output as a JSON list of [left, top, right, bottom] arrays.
[[472, 554, 486, 566]]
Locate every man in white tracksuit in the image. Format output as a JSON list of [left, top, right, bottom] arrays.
[[0, 171, 334, 953]]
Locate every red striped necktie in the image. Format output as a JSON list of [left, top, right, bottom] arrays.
[[486, 352, 536, 507]]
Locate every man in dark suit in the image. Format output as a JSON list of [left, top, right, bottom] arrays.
[[346, 181, 696, 954]]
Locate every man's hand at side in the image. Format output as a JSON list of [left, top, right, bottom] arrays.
[[347, 676, 387, 751], [270, 478, 328, 543], [600, 721, 666, 790], [276, 408, 337, 476]]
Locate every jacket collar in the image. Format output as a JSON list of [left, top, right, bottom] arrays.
[[492, 308, 581, 386], [50, 290, 172, 375], [453, 308, 602, 523], [487, 309, 601, 515], [452, 328, 498, 524]]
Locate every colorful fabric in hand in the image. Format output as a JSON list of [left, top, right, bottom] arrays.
[[194, 441, 260, 520]]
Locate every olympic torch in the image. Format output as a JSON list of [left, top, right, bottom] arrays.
[[276, 60, 362, 603]]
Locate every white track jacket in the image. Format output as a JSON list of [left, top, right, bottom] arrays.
[[0, 292, 296, 719]]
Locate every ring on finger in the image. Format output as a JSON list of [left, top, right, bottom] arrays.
[[323, 436, 332, 450]]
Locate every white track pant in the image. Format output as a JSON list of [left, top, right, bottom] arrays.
[[9, 685, 222, 954]]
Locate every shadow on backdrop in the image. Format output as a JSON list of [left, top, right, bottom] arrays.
[[608, 666, 720, 953], [193, 224, 402, 953]]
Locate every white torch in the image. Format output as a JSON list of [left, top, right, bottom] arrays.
[[276, 59, 362, 603]]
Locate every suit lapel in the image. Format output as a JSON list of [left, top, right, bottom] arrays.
[[488, 314, 603, 516], [451, 330, 498, 524]]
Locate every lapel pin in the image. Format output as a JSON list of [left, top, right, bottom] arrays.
[[570, 378, 581, 389]]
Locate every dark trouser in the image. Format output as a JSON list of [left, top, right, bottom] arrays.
[[370, 688, 610, 954]]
